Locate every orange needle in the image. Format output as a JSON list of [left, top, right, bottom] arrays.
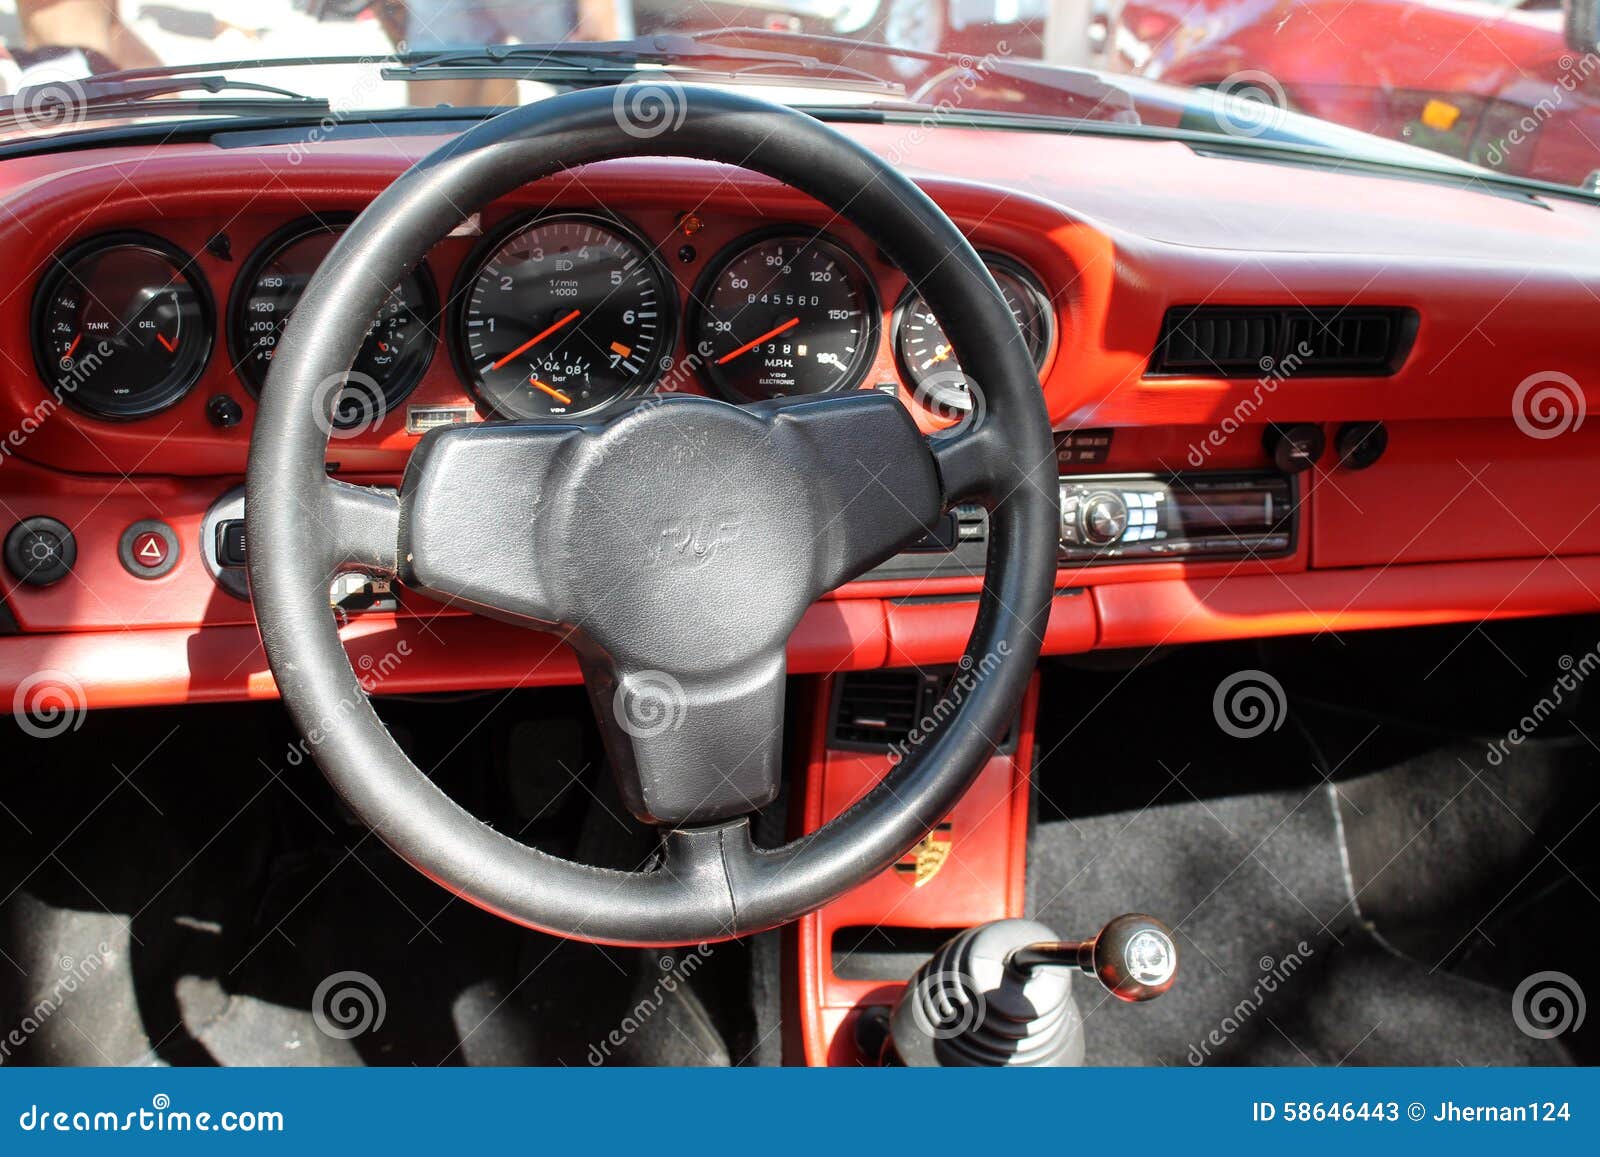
[[156, 333, 177, 353], [65, 334, 81, 358], [490, 309, 581, 371], [530, 378, 572, 406], [716, 317, 800, 365]]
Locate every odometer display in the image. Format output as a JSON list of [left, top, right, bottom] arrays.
[[455, 213, 673, 418], [693, 232, 878, 403], [33, 233, 213, 421], [229, 218, 437, 426]]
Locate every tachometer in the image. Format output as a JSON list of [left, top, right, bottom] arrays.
[[229, 217, 437, 427], [895, 255, 1053, 413], [454, 212, 674, 419], [692, 231, 879, 403], [33, 233, 213, 421]]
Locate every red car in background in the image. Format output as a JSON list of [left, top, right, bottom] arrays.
[[1103, 0, 1600, 186]]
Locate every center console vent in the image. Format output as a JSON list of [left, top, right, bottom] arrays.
[[829, 668, 1021, 753], [831, 670, 925, 748], [1150, 305, 1416, 377]]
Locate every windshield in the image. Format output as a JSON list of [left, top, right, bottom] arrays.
[[2, 0, 1597, 194]]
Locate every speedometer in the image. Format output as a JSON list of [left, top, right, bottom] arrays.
[[454, 212, 674, 419], [692, 231, 878, 403]]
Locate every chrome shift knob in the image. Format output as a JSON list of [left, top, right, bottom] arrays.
[[1010, 913, 1179, 1003]]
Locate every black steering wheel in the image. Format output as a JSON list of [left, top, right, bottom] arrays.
[[246, 86, 1059, 946]]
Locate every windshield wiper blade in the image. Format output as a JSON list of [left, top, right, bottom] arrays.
[[680, 26, 1136, 122], [383, 34, 902, 94], [0, 74, 330, 129]]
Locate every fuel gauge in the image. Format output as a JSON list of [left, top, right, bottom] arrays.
[[33, 233, 214, 421]]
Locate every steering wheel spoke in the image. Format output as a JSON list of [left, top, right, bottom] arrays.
[[751, 392, 945, 593], [398, 420, 579, 624], [323, 479, 402, 576], [588, 651, 788, 826]]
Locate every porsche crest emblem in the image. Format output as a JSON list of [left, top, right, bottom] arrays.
[[894, 823, 953, 887]]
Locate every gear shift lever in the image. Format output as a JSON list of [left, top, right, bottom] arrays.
[[1009, 912, 1179, 1003], [884, 913, 1179, 1066]]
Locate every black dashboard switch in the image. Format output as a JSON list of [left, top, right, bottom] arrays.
[[4, 516, 76, 586], [216, 520, 248, 567], [1263, 423, 1326, 474], [1335, 421, 1388, 470], [207, 394, 245, 429]]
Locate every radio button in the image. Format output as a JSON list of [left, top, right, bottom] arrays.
[[1080, 491, 1129, 545]]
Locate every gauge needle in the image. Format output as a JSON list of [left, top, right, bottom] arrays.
[[490, 309, 581, 371], [530, 378, 573, 406], [716, 317, 800, 365], [922, 343, 952, 369], [65, 334, 81, 359], [156, 333, 177, 353]]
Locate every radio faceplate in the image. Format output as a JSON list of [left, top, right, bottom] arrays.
[[1058, 472, 1296, 563]]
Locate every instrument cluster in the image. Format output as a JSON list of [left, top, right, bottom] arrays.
[[30, 208, 1058, 428]]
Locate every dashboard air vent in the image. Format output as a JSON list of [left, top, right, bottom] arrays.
[[831, 670, 926, 749], [1150, 306, 1415, 377]]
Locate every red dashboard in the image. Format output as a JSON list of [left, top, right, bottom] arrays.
[[4, 119, 1600, 712]]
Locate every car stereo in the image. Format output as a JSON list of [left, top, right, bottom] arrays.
[[1058, 472, 1295, 562]]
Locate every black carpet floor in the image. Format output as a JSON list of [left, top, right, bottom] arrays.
[[1030, 621, 1600, 1067]]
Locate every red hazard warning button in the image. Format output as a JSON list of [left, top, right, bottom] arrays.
[[132, 532, 167, 567], [119, 520, 179, 579]]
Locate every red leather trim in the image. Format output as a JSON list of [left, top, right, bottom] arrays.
[[1093, 554, 1600, 649], [0, 598, 887, 709], [795, 677, 1039, 1067]]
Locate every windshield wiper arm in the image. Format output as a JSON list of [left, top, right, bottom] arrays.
[[383, 34, 901, 94], [0, 74, 330, 129]]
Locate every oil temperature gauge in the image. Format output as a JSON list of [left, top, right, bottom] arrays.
[[229, 217, 438, 427], [895, 255, 1054, 414]]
